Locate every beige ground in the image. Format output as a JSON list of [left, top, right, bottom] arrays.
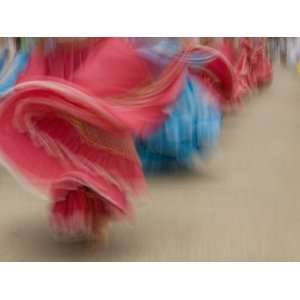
[[1, 63, 300, 261]]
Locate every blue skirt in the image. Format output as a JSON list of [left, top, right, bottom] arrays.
[[0, 51, 29, 96], [135, 76, 222, 173]]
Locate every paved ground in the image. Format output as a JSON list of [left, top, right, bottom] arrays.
[[1, 63, 300, 261]]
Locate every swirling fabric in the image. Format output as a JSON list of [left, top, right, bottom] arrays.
[[0, 38, 190, 239], [221, 38, 272, 100]]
